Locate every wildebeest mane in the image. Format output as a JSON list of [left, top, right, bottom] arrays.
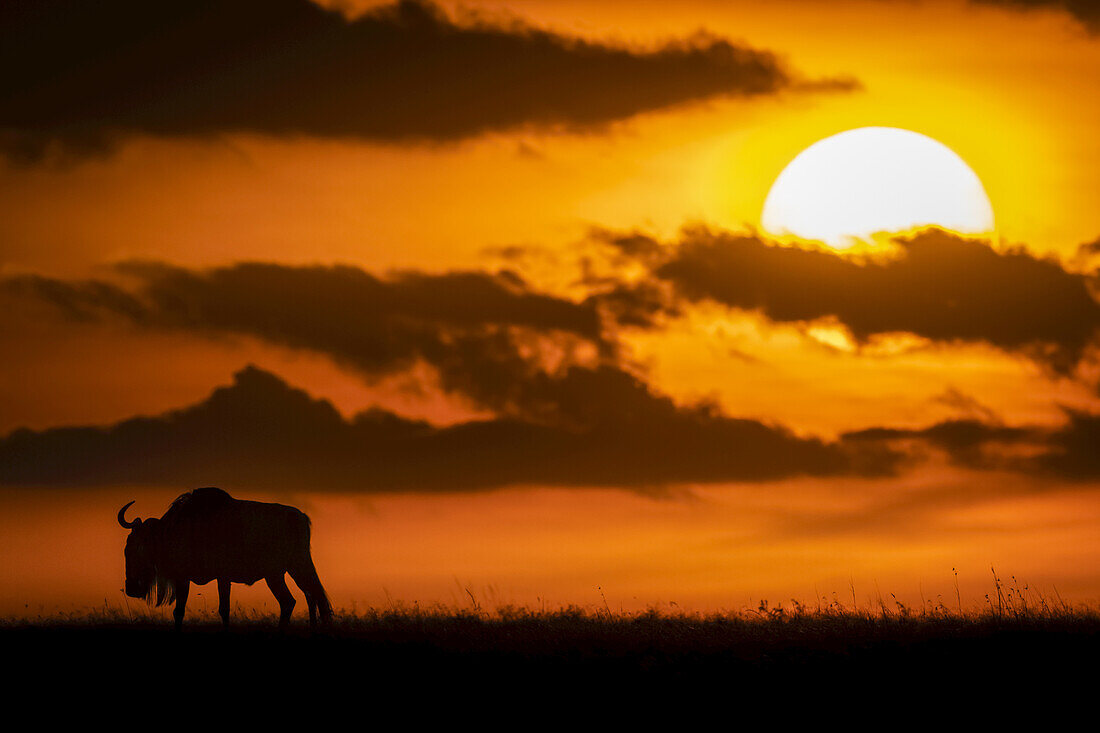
[[164, 486, 234, 520]]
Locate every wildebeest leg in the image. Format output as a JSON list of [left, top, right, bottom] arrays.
[[217, 578, 231, 630], [173, 580, 189, 632], [266, 574, 295, 630], [304, 587, 318, 629], [288, 568, 317, 629]]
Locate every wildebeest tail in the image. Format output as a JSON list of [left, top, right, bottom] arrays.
[[303, 558, 334, 622], [295, 511, 333, 623]]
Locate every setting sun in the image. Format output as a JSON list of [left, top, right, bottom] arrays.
[[761, 127, 995, 247]]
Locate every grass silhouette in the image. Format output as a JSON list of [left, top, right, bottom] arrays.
[[5, 572, 1097, 709], [7, 566, 1097, 637]]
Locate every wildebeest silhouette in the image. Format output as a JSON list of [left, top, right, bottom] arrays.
[[117, 487, 332, 631]]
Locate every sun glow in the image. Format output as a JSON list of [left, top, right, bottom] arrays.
[[761, 127, 995, 248]]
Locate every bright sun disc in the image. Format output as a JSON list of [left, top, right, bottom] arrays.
[[761, 127, 994, 248]]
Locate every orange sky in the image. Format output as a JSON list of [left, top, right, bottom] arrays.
[[3, 0, 1100, 617]]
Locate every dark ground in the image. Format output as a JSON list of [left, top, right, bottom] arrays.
[[4, 608, 1098, 716]]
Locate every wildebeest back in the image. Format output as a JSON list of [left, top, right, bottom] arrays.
[[156, 488, 312, 585]]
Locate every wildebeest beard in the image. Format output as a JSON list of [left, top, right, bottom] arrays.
[[123, 518, 177, 607]]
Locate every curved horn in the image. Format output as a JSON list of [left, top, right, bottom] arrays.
[[117, 501, 140, 529]]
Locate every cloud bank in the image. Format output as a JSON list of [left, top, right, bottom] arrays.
[[0, 0, 855, 163], [5, 237, 1100, 491], [0, 365, 897, 492]]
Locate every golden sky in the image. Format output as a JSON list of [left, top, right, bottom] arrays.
[[3, 0, 1100, 617]]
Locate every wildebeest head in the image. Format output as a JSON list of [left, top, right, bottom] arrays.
[[118, 501, 160, 601]]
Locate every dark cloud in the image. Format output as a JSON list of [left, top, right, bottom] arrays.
[[843, 419, 1036, 471], [582, 282, 679, 329], [117, 259, 606, 359], [0, 365, 900, 493], [931, 387, 1001, 424], [843, 409, 1100, 480], [1073, 237, 1100, 269], [973, 0, 1100, 32], [603, 227, 1100, 373], [1033, 409, 1100, 478], [1, 261, 619, 422], [0, 0, 855, 164], [0, 274, 148, 324]]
